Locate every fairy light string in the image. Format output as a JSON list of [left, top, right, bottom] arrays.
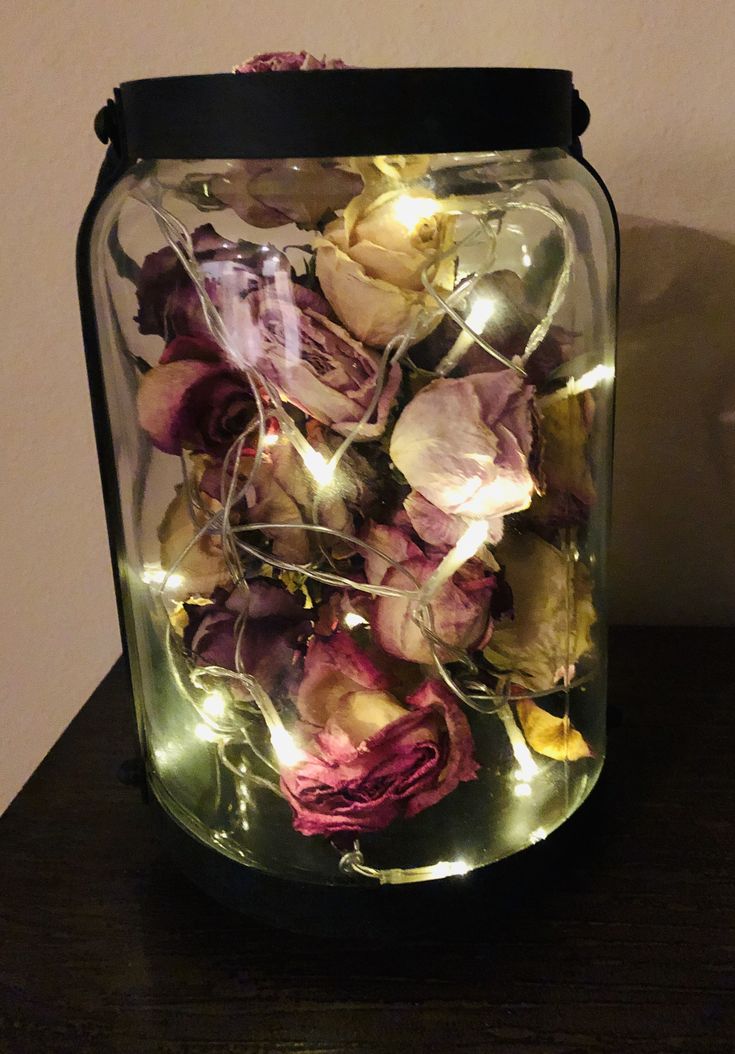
[[134, 176, 585, 883]]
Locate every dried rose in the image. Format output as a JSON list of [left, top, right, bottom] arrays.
[[182, 580, 310, 696], [484, 532, 595, 691], [410, 271, 575, 385], [137, 334, 254, 456], [280, 633, 478, 835], [528, 392, 596, 527], [362, 521, 499, 665], [315, 189, 454, 348], [199, 425, 378, 566], [134, 224, 285, 339], [234, 51, 349, 73], [210, 159, 362, 230], [220, 274, 400, 439], [390, 370, 535, 523], [158, 483, 231, 599]]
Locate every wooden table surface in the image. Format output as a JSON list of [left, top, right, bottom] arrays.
[[1, 627, 733, 1054]]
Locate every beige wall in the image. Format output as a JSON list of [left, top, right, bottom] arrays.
[[2, 0, 734, 813]]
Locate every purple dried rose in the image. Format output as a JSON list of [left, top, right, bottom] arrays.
[[137, 334, 255, 456], [220, 273, 401, 439], [234, 51, 348, 73], [280, 632, 478, 835], [390, 370, 535, 523], [362, 521, 500, 664], [183, 580, 310, 696], [409, 270, 575, 387], [134, 224, 284, 339]]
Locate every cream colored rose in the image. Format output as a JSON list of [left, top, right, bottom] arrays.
[[484, 533, 596, 691], [158, 483, 231, 599], [315, 189, 454, 348]]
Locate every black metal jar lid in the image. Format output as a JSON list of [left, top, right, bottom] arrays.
[[99, 68, 588, 161]]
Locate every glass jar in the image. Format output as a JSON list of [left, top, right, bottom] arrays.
[[78, 68, 616, 902]]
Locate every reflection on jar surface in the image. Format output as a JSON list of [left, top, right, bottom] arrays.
[[88, 141, 616, 886]]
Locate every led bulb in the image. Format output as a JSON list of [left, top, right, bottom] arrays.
[[202, 691, 227, 719], [465, 296, 496, 333], [141, 565, 184, 590], [270, 726, 307, 768], [570, 364, 615, 394], [194, 722, 220, 743], [302, 446, 334, 487], [453, 520, 489, 563], [429, 859, 471, 879], [392, 194, 442, 230]]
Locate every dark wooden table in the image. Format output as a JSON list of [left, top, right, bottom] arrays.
[[1, 627, 733, 1053]]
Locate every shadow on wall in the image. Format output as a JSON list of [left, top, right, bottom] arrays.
[[609, 216, 735, 625]]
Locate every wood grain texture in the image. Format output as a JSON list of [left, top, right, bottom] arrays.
[[1, 628, 733, 1054]]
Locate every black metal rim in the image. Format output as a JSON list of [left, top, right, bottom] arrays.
[[110, 67, 581, 160]]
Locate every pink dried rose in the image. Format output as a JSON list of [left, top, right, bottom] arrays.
[[361, 520, 501, 665], [390, 370, 536, 522], [137, 334, 255, 456], [134, 224, 280, 339], [182, 580, 310, 697], [280, 632, 478, 835], [234, 51, 348, 73], [220, 272, 401, 439], [409, 270, 576, 386]]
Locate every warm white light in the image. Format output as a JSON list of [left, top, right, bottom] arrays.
[[513, 782, 533, 798], [392, 194, 442, 230], [511, 740, 540, 782], [428, 859, 471, 879], [202, 691, 227, 719], [194, 722, 220, 743], [263, 432, 280, 447], [529, 827, 548, 844], [522, 252, 532, 268], [569, 364, 615, 395], [420, 520, 489, 603], [459, 476, 534, 519], [453, 520, 489, 563], [270, 726, 307, 767], [465, 296, 496, 333], [142, 565, 184, 590], [343, 612, 369, 629], [302, 446, 335, 487]]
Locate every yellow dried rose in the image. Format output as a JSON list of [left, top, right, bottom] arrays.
[[529, 391, 596, 526], [158, 483, 231, 599], [315, 188, 454, 348], [484, 532, 595, 691]]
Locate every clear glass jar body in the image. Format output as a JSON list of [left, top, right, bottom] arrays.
[[89, 149, 616, 885]]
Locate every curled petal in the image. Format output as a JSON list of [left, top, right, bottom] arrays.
[[515, 698, 593, 761]]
